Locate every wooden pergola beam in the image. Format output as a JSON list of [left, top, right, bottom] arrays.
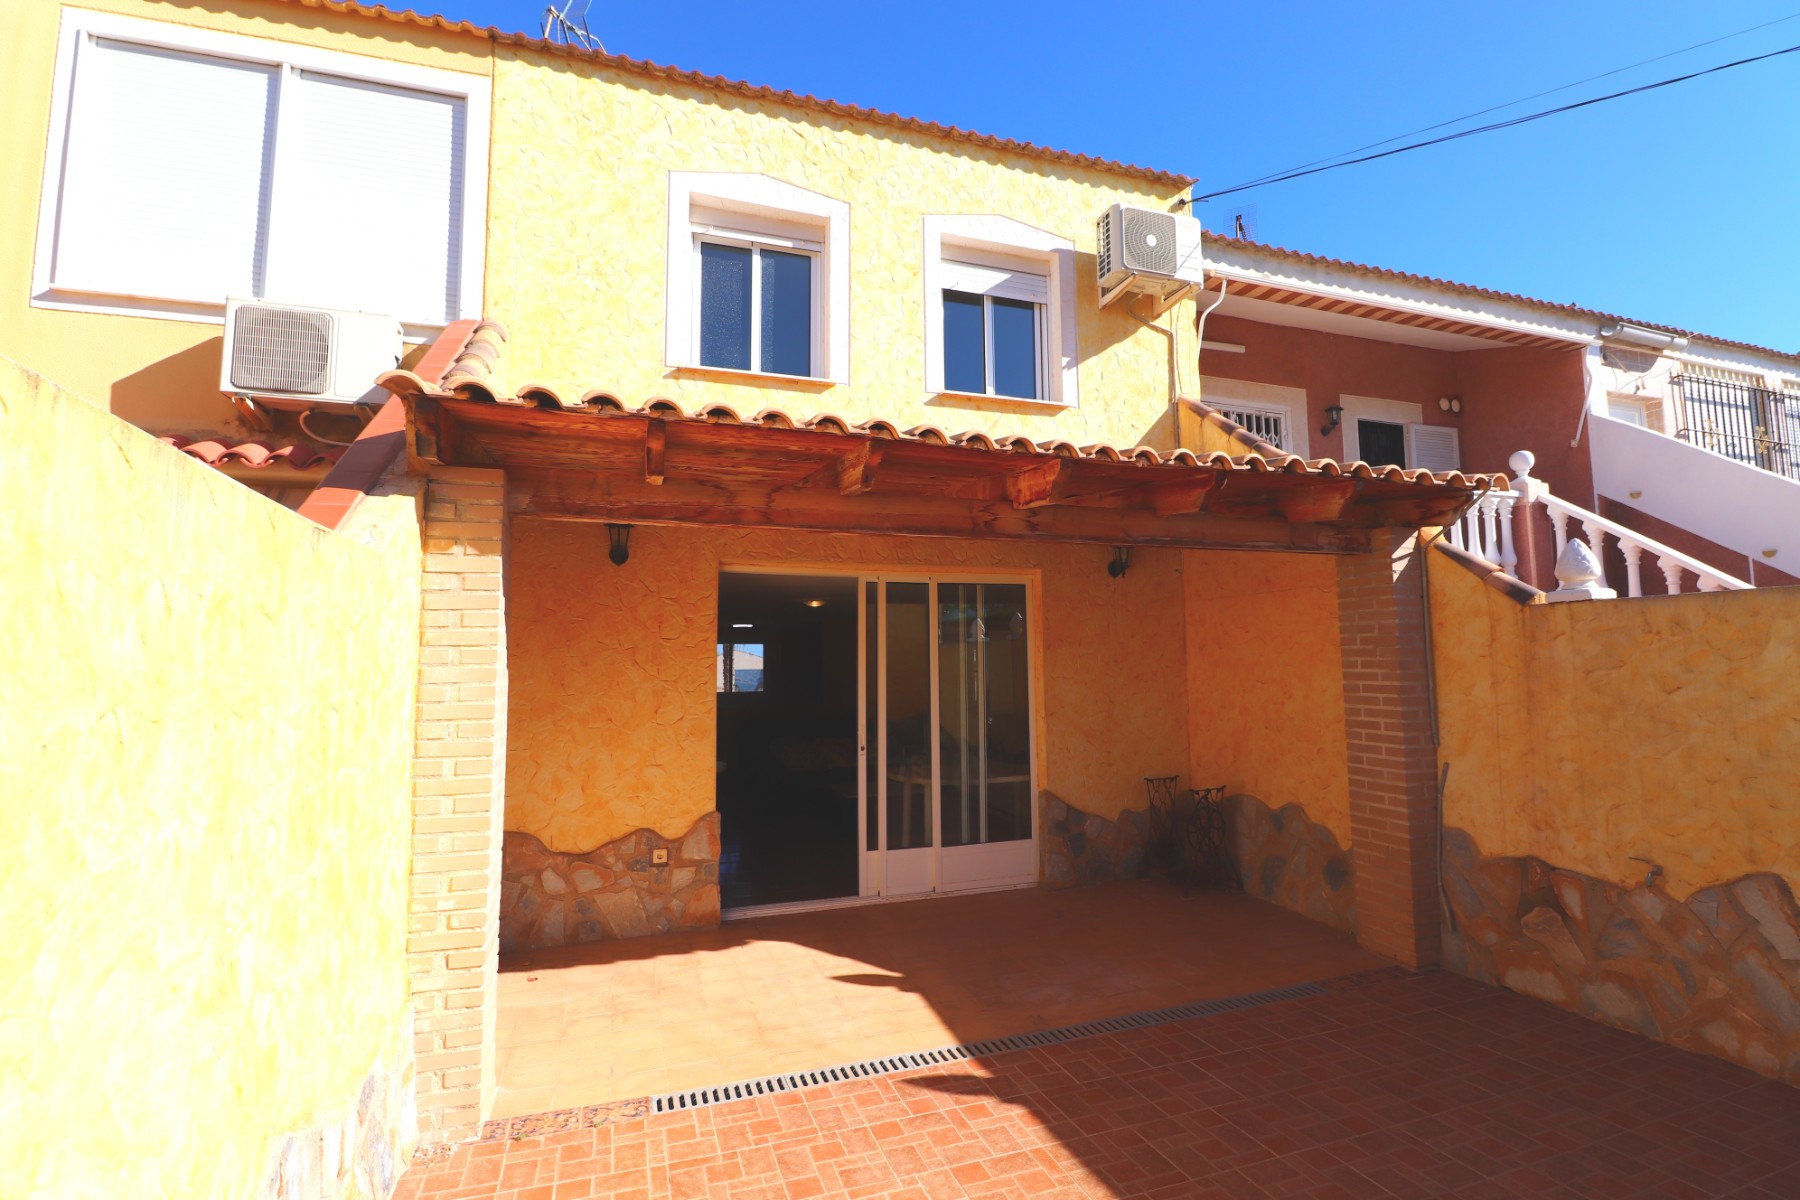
[[507, 468, 1372, 554]]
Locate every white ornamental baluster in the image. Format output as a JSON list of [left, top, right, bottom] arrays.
[[1582, 519, 1609, 569], [1658, 555, 1686, 594], [1697, 577, 1726, 593], [1620, 541, 1645, 599], [1497, 493, 1519, 575], [1549, 509, 1570, 557], [1448, 512, 1466, 551], [1481, 495, 1502, 565]]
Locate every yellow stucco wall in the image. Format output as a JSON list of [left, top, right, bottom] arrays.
[[486, 48, 1193, 452], [507, 520, 1191, 852], [1181, 550, 1352, 845], [0, 0, 489, 437], [1430, 549, 1800, 896], [0, 357, 423, 1198]]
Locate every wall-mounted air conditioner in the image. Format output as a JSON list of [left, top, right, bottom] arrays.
[[220, 298, 403, 406], [1095, 204, 1204, 309]]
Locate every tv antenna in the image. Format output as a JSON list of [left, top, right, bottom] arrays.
[[542, 0, 603, 52]]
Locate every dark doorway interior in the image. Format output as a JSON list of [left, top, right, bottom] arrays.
[[716, 572, 861, 910], [1357, 418, 1407, 468]]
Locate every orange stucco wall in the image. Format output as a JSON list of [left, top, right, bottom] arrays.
[[505, 521, 1193, 853], [1430, 549, 1800, 896], [1181, 550, 1351, 846]]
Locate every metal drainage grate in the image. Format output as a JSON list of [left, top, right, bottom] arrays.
[[648, 980, 1325, 1114]]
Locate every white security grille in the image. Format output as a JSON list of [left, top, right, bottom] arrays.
[[1217, 405, 1289, 451]]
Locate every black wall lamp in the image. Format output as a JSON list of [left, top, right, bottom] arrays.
[[1108, 546, 1132, 578], [1320, 405, 1344, 437], [606, 523, 633, 566]]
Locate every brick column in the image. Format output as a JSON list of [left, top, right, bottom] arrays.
[[1336, 529, 1441, 969], [407, 468, 508, 1142]]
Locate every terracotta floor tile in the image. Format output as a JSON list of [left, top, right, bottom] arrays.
[[412, 906, 1800, 1200]]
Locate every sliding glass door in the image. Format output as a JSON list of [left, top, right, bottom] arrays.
[[860, 576, 1036, 897]]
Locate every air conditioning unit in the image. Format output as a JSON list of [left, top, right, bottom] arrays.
[[221, 298, 403, 406], [1095, 204, 1204, 305]]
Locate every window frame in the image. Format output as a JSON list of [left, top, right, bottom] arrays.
[[691, 232, 822, 380], [1200, 377, 1310, 458], [924, 215, 1077, 409], [666, 173, 849, 384], [941, 262, 1049, 402], [32, 8, 490, 332]]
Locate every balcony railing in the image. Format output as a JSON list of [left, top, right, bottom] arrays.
[[1670, 374, 1800, 482], [1447, 451, 1752, 598]]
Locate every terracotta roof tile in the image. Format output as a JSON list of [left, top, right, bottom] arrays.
[[376, 367, 1502, 492], [269, 0, 1192, 188], [160, 436, 341, 471], [1210, 235, 1798, 361]]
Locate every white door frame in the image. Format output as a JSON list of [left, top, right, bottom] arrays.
[[1339, 394, 1423, 464], [716, 563, 1041, 908]]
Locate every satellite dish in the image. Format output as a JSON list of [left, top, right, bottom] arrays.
[[542, 0, 603, 51]]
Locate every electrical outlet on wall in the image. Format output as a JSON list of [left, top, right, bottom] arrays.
[[652, 848, 669, 865]]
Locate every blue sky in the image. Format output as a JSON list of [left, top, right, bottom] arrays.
[[450, 0, 1800, 352]]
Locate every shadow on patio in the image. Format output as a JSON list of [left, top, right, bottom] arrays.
[[491, 880, 1383, 1120]]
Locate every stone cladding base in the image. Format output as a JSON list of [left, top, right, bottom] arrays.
[[1225, 793, 1356, 933], [259, 1014, 417, 1199], [500, 815, 722, 952], [1443, 826, 1800, 1084]]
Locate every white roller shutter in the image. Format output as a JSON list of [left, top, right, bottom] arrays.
[[941, 260, 1049, 304], [265, 71, 465, 325], [52, 37, 274, 303], [1405, 423, 1461, 473]]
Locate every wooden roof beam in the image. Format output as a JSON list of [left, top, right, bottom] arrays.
[[507, 468, 1372, 555]]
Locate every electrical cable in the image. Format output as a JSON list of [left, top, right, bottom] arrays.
[[1193, 40, 1800, 203], [1221, 10, 1800, 193]]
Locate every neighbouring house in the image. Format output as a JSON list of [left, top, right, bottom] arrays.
[[4, 1, 1799, 1196]]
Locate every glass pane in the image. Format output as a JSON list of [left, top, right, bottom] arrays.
[[943, 290, 986, 394], [758, 248, 813, 377], [939, 584, 1031, 846], [884, 582, 932, 852], [865, 581, 878, 853], [990, 297, 1039, 400], [698, 242, 752, 370]]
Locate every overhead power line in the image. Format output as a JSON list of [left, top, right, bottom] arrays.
[[1224, 10, 1800, 194], [1194, 40, 1800, 203]]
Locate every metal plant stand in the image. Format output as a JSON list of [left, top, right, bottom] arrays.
[[1145, 776, 1237, 891]]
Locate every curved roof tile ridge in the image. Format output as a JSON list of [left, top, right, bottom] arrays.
[[159, 436, 341, 471], [272, 0, 1193, 188]]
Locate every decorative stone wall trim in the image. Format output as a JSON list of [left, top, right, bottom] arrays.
[[1225, 793, 1356, 934], [1039, 790, 1148, 889], [259, 1013, 417, 1200], [1442, 827, 1800, 1085], [500, 815, 722, 952]]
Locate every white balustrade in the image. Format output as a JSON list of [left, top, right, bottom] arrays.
[[1501, 449, 1752, 599], [1446, 487, 1518, 575]]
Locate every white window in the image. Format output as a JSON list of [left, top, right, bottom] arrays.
[[1606, 395, 1656, 429], [34, 11, 488, 331], [941, 258, 1047, 401], [666, 174, 849, 383], [925, 216, 1077, 408], [1201, 377, 1309, 457]]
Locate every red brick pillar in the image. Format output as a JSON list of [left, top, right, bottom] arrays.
[[1336, 529, 1440, 968]]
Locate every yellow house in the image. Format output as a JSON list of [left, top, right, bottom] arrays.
[[9, 3, 1800, 1195]]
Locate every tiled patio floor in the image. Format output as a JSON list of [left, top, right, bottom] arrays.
[[494, 882, 1383, 1118], [403, 968, 1800, 1199]]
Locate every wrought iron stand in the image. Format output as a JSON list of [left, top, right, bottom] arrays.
[[1145, 776, 1238, 891]]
